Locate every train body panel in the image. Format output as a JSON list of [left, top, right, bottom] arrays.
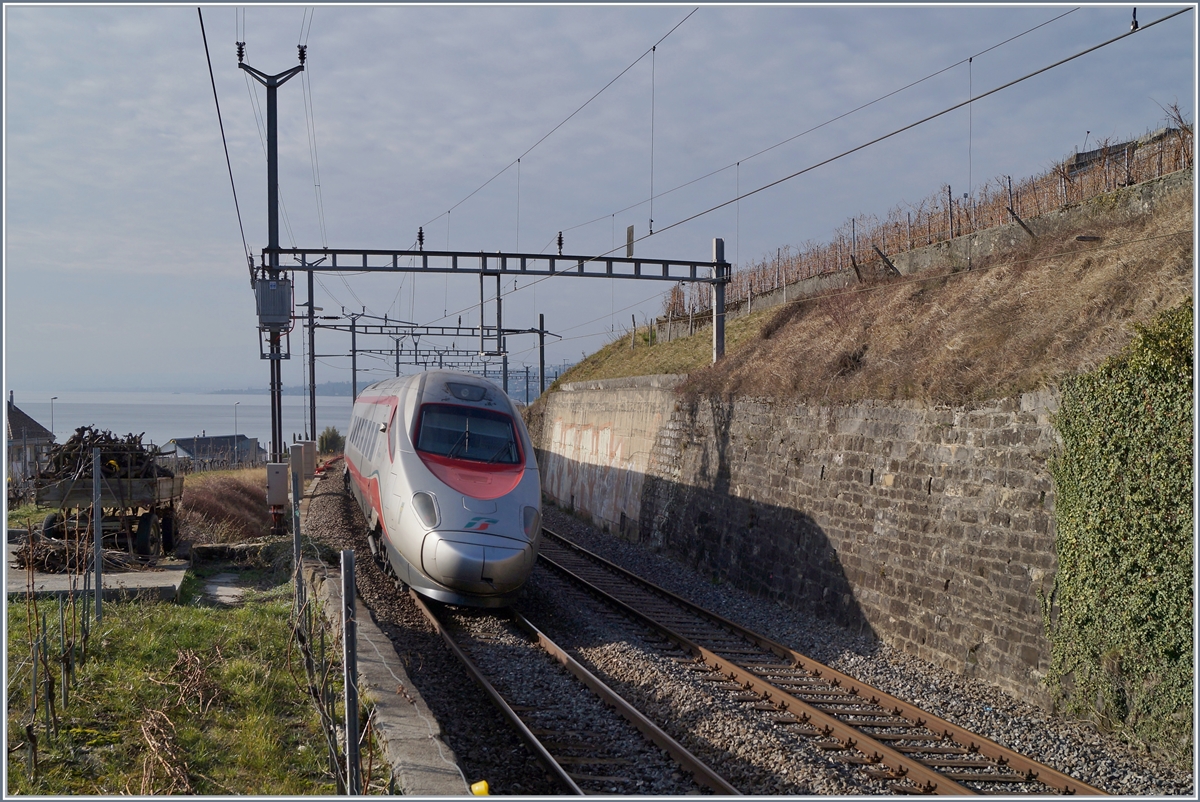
[[344, 370, 541, 607]]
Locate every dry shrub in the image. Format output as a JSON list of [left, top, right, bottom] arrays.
[[179, 469, 271, 545], [686, 187, 1193, 406], [139, 709, 192, 794]]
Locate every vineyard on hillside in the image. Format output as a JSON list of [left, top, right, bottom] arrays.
[[665, 113, 1193, 318]]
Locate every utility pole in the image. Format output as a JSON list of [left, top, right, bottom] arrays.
[[539, 313, 546, 395], [343, 307, 365, 399], [239, 43, 304, 462], [712, 238, 728, 362]]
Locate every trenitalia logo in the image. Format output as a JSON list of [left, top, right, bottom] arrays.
[[464, 516, 500, 531]]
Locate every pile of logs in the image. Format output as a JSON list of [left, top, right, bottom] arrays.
[[36, 427, 174, 483]]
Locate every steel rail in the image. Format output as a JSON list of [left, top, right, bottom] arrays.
[[509, 610, 741, 795], [407, 589, 584, 795], [540, 529, 1107, 796]]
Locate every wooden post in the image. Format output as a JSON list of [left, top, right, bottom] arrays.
[[341, 550, 361, 795], [92, 449, 101, 623]]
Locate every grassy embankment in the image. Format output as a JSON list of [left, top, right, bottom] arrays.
[[6, 466, 382, 795], [543, 179, 1192, 405]]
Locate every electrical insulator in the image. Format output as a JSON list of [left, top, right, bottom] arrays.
[[236, 41, 245, 63], [418, 227, 425, 251], [298, 45, 306, 64], [557, 231, 563, 256]]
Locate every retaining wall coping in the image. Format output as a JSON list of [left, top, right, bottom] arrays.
[[557, 374, 686, 393]]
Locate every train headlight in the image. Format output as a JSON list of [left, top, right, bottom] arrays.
[[523, 506, 542, 540], [413, 492, 440, 529]]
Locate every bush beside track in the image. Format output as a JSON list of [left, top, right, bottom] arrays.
[[1045, 298, 1193, 761]]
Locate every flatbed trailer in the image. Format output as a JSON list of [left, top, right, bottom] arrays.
[[35, 474, 184, 557]]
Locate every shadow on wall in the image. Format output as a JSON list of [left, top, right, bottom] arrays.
[[537, 464, 875, 641], [642, 473, 875, 637]]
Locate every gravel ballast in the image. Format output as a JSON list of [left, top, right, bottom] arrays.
[[540, 505, 1194, 796], [304, 472, 1192, 795]]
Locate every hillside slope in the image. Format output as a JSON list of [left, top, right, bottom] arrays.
[[549, 170, 1193, 407]]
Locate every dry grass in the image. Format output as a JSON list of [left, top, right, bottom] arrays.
[[178, 467, 271, 545], [543, 179, 1193, 407], [691, 195, 1192, 405]]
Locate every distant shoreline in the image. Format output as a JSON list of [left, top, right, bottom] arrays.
[[210, 382, 354, 397]]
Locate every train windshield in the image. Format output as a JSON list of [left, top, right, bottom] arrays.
[[415, 404, 521, 465]]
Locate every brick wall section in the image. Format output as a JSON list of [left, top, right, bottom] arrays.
[[639, 390, 1062, 703]]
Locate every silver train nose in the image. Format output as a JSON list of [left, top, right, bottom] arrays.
[[420, 531, 533, 595]]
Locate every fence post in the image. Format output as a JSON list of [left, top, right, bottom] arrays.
[[341, 550, 361, 795], [92, 449, 102, 623], [58, 596, 67, 711], [290, 445, 305, 614]]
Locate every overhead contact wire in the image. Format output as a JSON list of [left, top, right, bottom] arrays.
[[198, 7, 252, 280], [644, 6, 1193, 246], [445, 6, 1189, 335], [421, 7, 699, 230], [548, 6, 1083, 243]]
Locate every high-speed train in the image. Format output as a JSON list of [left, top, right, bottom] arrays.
[[344, 370, 542, 607]]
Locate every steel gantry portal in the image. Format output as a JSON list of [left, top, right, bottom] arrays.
[[239, 44, 729, 462], [280, 244, 729, 441]]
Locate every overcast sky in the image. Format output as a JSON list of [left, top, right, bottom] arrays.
[[4, 3, 1195, 395]]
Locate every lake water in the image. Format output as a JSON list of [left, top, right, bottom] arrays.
[[13, 391, 354, 454]]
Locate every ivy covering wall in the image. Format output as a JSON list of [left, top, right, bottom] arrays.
[[1047, 298, 1193, 759]]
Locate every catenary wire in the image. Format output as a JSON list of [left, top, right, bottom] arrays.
[[419, 7, 698, 231], [423, 6, 1189, 342], [640, 6, 1194, 249], [198, 8, 252, 280], [311, 8, 1182, 361], [545, 6, 1083, 246]]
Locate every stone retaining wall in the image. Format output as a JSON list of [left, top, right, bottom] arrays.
[[640, 391, 1061, 704], [535, 375, 682, 540], [535, 380, 1064, 705]]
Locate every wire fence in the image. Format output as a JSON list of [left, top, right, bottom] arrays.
[[6, 494, 388, 794], [665, 123, 1193, 318]]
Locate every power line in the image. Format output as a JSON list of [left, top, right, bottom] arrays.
[[447, 7, 1189, 344], [198, 7, 252, 280], [318, 8, 1188, 357], [647, 6, 1194, 245], [299, 7, 328, 248], [548, 7, 1084, 245], [420, 7, 699, 231]]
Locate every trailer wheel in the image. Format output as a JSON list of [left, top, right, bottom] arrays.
[[160, 510, 176, 554], [135, 513, 162, 556], [41, 512, 64, 540]]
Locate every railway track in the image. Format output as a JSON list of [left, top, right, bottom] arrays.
[[408, 588, 739, 795], [534, 527, 1107, 796]]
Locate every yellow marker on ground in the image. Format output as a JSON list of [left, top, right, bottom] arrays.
[[470, 780, 490, 795]]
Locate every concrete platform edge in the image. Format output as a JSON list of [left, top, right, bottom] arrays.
[[303, 559, 470, 796]]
